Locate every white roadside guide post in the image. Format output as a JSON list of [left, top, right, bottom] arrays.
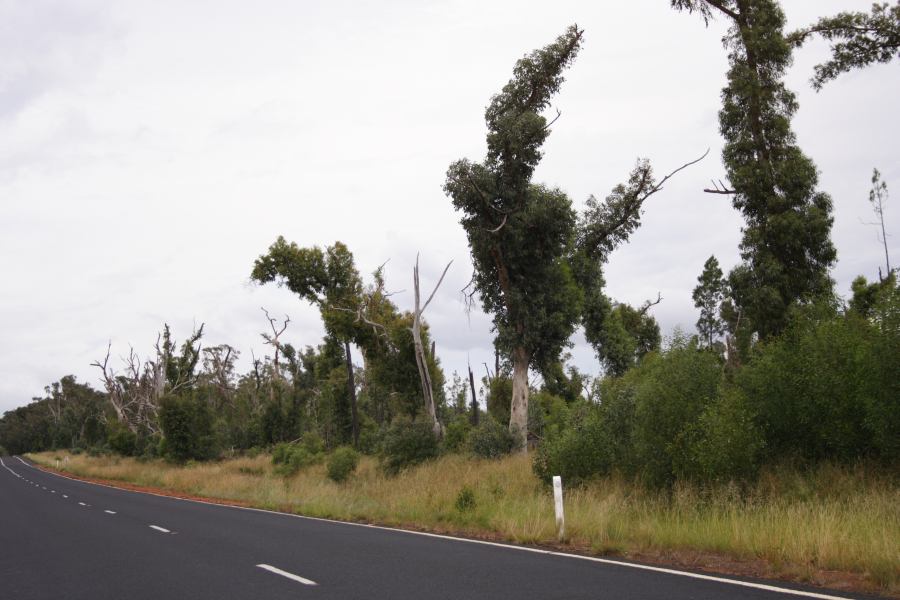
[[553, 475, 565, 541]]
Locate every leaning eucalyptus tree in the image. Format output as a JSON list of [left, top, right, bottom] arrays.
[[673, 0, 837, 339], [445, 25, 702, 450]]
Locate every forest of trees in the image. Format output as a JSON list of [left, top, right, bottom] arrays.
[[2, 1, 898, 486]]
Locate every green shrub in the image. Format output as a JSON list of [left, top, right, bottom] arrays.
[[107, 425, 137, 456], [630, 336, 724, 486], [159, 393, 218, 462], [381, 421, 440, 475], [326, 446, 359, 482], [272, 442, 322, 476], [454, 485, 477, 512], [467, 418, 516, 459], [357, 419, 383, 455], [301, 431, 325, 455], [527, 390, 570, 441], [533, 404, 616, 485], [442, 418, 471, 453], [680, 386, 764, 482], [737, 307, 885, 463]]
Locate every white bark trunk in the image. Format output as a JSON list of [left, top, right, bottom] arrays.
[[509, 346, 529, 452]]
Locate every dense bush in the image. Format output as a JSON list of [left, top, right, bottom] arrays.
[[535, 335, 765, 487], [533, 405, 614, 485], [681, 387, 764, 483], [107, 424, 138, 456], [272, 441, 322, 476], [738, 297, 899, 464], [326, 446, 359, 482], [629, 337, 728, 486], [527, 390, 570, 441], [442, 417, 472, 453], [467, 418, 516, 459], [159, 394, 218, 462], [380, 421, 440, 475]]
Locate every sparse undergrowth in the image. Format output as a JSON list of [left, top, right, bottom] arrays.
[[29, 451, 900, 597]]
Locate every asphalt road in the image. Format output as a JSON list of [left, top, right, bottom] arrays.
[[0, 455, 871, 600]]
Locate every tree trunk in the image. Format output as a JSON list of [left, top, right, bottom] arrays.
[[344, 340, 359, 447], [509, 346, 530, 452], [411, 256, 451, 439], [412, 299, 441, 438], [468, 365, 479, 426]]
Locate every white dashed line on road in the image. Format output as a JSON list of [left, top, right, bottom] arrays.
[[104, 510, 116, 514], [256, 564, 318, 586], [78, 502, 88, 506], [149, 525, 171, 533]]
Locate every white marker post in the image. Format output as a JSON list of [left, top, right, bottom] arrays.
[[552, 475, 565, 541]]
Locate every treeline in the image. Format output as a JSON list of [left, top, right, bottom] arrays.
[[3, 1, 899, 486]]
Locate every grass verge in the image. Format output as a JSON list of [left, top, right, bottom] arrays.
[[29, 451, 899, 597]]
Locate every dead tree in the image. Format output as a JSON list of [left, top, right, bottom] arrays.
[[92, 344, 160, 435], [411, 255, 452, 437], [260, 307, 290, 378], [468, 361, 479, 426]]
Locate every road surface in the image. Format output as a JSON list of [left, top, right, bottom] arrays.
[[0, 455, 869, 600]]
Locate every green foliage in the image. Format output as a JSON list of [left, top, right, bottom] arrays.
[[788, 2, 900, 90], [591, 302, 661, 376], [738, 295, 899, 463], [867, 282, 900, 460], [539, 361, 586, 404], [527, 390, 569, 441], [107, 424, 138, 457], [485, 376, 512, 425], [685, 387, 763, 483], [467, 418, 516, 459], [326, 446, 359, 483], [536, 335, 764, 487], [380, 421, 441, 475], [454, 485, 477, 512], [533, 405, 616, 485], [272, 442, 323, 477], [629, 336, 724, 486], [674, 0, 837, 339], [693, 255, 726, 347], [850, 273, 895, 319], [158, 393, 218, 462], [442, 417, 472, 453]]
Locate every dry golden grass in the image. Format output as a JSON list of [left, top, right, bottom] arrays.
[[31, 451, 900, 594]]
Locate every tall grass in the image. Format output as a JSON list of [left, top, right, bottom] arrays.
[[31, 451, 899, 594]]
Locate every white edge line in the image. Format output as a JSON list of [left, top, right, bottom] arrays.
[[149, 525, 170, 533], [17, 456, 857, 600], [0, 457, 22, 478], [256, 564, 317, 586]]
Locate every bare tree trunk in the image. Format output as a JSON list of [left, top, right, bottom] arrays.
[[411, 256, 452, 438], [509, 346, 530, 452], [468, 364, 479, 426], [344, 340, 359, 447]]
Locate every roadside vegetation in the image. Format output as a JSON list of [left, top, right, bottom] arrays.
[[5, 3, 900, 597], [29, 450, 900, 595]]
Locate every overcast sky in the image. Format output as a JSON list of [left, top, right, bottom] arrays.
[[1, 0, 897, 414]]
